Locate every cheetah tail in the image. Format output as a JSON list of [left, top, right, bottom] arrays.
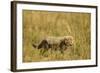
[[32, 43, 37, 48]]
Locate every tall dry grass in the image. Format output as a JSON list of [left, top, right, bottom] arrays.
[[23, 10, 91, 62]]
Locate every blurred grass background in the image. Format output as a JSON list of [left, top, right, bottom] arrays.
[[23, 10, 91, 62]]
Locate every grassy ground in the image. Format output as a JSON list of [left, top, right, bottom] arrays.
[[23, 10, 91, 62]]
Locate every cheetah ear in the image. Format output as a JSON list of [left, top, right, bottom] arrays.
[[64, 38, 68, 44]]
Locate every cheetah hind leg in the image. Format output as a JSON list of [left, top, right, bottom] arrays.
[[40, 49, 48, 57], [60, 49, 64, 54], [60, 45, 66, 54]]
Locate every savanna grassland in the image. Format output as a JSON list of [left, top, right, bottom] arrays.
[[23, 10, 91, 62]]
